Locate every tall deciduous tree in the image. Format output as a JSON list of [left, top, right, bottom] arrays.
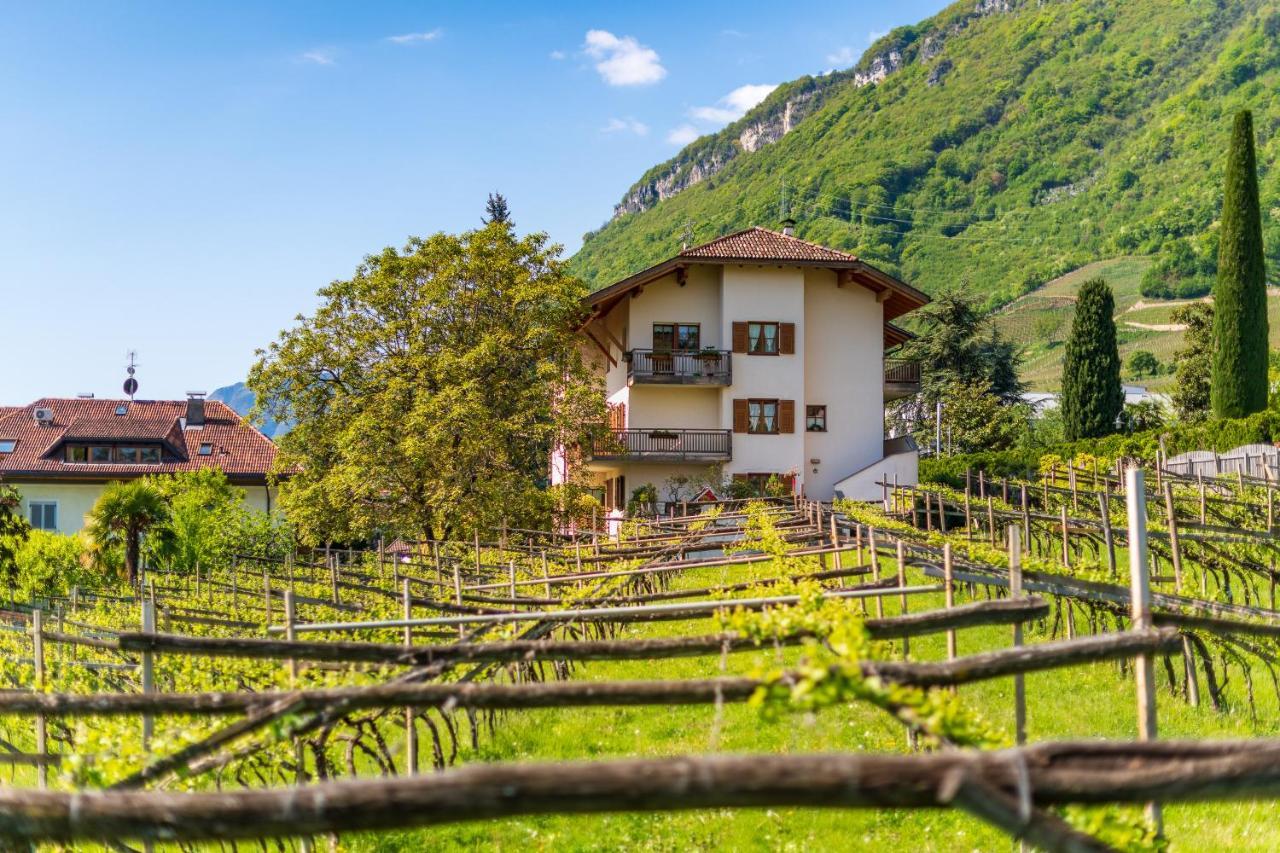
[[248, 221, 603, 544], [1212, 109, 1269, 417], [1060, 278, 1122, 440]]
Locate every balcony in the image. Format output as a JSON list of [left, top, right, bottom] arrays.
[[884, 359, 922, 401], [627, 350, 732, 386], [589, 429, 732, 463]]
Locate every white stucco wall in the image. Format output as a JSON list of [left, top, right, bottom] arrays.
[[719, 265, 807, 488], [627, 266, 722, 350], [627, 387, 720, 429], [803, 268, 886, 497], [14, 481, 275, 535]]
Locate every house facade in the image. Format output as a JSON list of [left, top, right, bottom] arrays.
[[555, 226, 927, 511], [0, 395, 278, 534]]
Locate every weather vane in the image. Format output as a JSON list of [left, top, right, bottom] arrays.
[[123, 350, 139, 400]]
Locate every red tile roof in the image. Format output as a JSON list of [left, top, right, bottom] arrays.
[[0, 398, 277, 481], [679, 226, 860, 263]]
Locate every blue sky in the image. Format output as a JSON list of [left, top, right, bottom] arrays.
[[0, 1, 949, 404]]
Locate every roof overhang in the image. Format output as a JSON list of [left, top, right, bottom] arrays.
[[582, 255, 930, 326]]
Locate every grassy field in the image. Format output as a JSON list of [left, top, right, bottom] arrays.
[[348, 552, 1280, 852]]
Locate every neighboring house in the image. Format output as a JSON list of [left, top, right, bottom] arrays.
[[0, 395, 278, 534], [553, 224, 928, 508]]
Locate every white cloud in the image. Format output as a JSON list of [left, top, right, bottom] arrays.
[[688, 83, 777, 126], [826, 46, 856, 66], [549, 49, 566, 60], [602, 117, 649, 136], [387, 29, 442, 44], [582, 29, 666, 86], [299, 49, 336, 66], [666, 124, 700, 145]]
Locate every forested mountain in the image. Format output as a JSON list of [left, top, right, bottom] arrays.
[[571, 0, 1280, 307]]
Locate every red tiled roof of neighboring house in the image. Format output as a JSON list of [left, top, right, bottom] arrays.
[[678, 227, 859, 263], [0, 398, 277, 481]]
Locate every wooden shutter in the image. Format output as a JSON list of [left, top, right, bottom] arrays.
[[779, 400, 795, 433], [733, 399, 749, 433], [779, 322, 796, 354], [732, 322, 748, 353]]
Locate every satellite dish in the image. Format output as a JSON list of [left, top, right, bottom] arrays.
[[123, 377, 138, 397]]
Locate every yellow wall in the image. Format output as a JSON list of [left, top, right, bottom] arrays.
[[14, 481, 276, 535]]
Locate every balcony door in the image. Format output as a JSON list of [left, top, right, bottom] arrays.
[[652, 323, 700, 376]]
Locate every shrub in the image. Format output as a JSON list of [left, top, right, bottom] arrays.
[[13, 530, 96, 600]]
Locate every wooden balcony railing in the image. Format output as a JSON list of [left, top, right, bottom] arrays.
[[589, 429, 732, 462], [627, 350, 732, 386], [884, 359, 922, 385]]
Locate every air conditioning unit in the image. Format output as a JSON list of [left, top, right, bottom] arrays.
[[33, 407, 53, 424]]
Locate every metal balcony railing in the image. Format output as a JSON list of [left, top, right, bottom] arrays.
[[589, 429, 732, 462], [627, 350, 732, 385]]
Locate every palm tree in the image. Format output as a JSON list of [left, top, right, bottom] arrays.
[[87, 480, 169, 585]]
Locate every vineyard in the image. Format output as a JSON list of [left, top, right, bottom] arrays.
[[8, 461, 1280, 850]]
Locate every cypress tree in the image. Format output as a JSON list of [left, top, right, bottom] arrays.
[[1061, 278, 1123, 440], [1212, 109, 1269, 417]]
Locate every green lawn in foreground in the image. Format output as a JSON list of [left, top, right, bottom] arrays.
[[347, 553, 1280, 852]]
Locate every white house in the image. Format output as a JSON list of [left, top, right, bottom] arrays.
[[554, 225, 928, 511], [0, 395, 278, 534]]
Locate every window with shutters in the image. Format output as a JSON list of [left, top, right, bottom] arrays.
[[747, 322, 779, 355], [806, 405, 827, 432], [747, 399, 779, 434]]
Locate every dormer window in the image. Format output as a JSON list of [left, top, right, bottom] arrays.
[[64, 444, 162, 464], [198, 442, 213, 456], [0, 440, 15, 454], [115, 405, 127, 416]]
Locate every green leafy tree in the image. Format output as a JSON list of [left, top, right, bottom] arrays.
[[13, 530, 93, 599], [249, 220, 604, 543], [938, 380, 1031, 454], [0, 484, 31, 585], [1061, 278, 1122, 440], [1212, 110, 1269, 418], [1126, 350, 1161, 378], [86, 480, 170, 585], [1172, 302, 1213, 420], [146, 469, 251, 574]]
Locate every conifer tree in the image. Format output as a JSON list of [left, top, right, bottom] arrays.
[[1212, 109, 1269, 417], [483, 192, 511, 225], [1061, 278, 1122, 440]]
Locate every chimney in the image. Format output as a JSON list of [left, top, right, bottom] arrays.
[[185, 391, 207, 427], [781, 217, 796, 237]]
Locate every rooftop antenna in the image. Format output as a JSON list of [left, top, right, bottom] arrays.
[[123, 350, 139, 401], [680, 219, 694, 251]]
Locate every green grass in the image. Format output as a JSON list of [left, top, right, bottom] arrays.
[[346, 553, 1280, 852]]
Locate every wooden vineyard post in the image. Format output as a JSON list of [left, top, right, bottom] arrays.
[[283, 592, 313, 852], [896, 540, 909, 660], [937, 493, 948, 534], [1198, 476, 1207, 525], [1008, 527, 1026, 748], [403, 578, 417, 776], [868, 527, 883, 619], [943, 543, 957, 663], [141, 598, 156, 751], [452, 561, 464, 640], [1059, 505, 1070, 569], [923, 492, 932, 532], [1099, 491, 1117, 579], [330, 554, 340, 606], [1020, 485, 1030, 550], [509, 560, 517, 602], [541, 550, 552, 598], [32, 608, 47, 790], [963, 487, 972, 542], [1125, 466, 1162, 836], [829, 515, 843, 580], [1162, 482, 1183, 591], [474, 531, 483, 578], [987, 498, 996, 545], [263, 569, 272, 631]]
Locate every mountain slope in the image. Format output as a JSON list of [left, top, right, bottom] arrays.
[[571, 0, 1280, 309]]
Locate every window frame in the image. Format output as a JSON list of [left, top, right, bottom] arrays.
[[747, 398, 780, 435], [806, 405, 828, 433], [0, 439, 15, 454], [89, 446, 112, 463], [746, 322, 780, 356], [198, 442, 214, 456], [652, 322, 701, 353], [29, 501, 57, 532]]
